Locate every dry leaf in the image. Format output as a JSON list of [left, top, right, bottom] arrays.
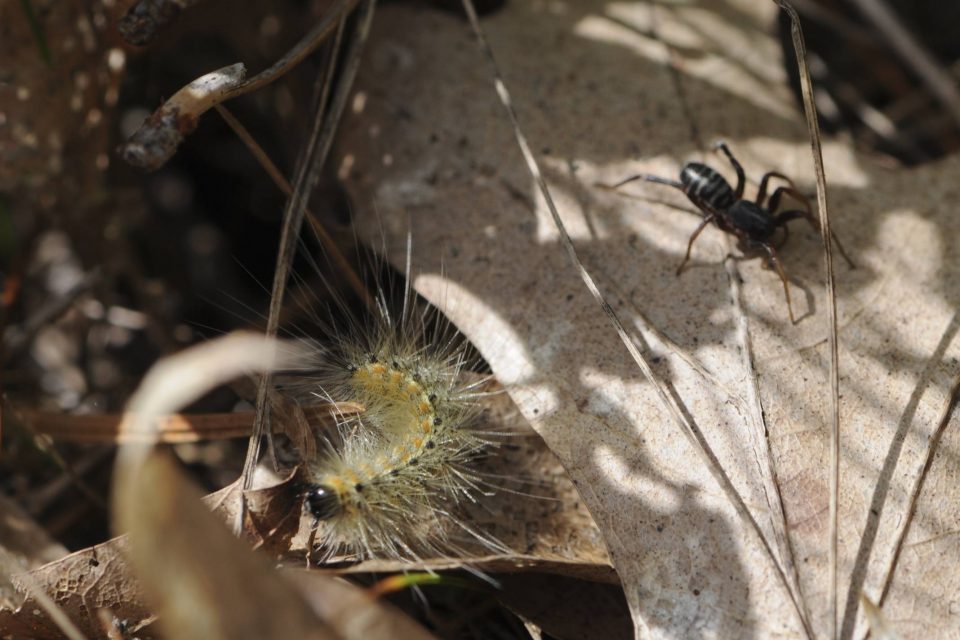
[[121, 451, 338, 640], [3, 537, 150, 638], [337, 2, 960, 638], [0, 379, 613, 636]]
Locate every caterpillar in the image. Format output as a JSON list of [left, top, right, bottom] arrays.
[[291, 265, 503, 562]]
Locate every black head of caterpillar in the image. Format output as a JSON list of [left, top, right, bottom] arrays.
[[304, 484, 342, 521]]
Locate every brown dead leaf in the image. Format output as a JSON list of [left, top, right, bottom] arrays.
[[0, 470, 305, 638], [121, 451, 337, 640], [0, 494, 68, 609], [336, 2, 960, 638], [0, 357, 612, 637], [3, 536, 150, 638]]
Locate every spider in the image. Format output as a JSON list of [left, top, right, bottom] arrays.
[[602, 142, 855, 323]]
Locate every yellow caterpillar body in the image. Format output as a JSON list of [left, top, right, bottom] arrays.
[[299, 293, 497, 561]]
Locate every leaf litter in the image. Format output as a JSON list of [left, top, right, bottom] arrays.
[[4, 1, 960, 638]]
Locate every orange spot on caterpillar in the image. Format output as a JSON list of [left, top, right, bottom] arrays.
[[371, 363, 386, 376], [418, 401, 432, 414], [421, 419, 432, 434]]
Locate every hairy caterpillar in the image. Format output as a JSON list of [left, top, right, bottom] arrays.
[[291, 259, 503, 562]]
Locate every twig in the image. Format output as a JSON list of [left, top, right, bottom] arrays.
[[774, 2, 843, 637], [213, 104, 374, 311], [224, 0, 360, 100], [786, 0, 877, 45], [120, 63, 248, 172], [243, 1, 376, 502], [17, 404, 350, 444], [875, 371, 960, 611], [595, 266, 752, 419], [246, 16, 349, 483], [120, 0, 360, 172]]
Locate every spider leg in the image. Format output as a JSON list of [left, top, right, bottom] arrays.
[[676, 212, 716, 276], [768, 186, 810, 218], [756, 171, 795, 206], [772, 191, 857, 269], [761, 243, 797, 324], [773, 208, 810, 226], [713, 141, 746, 200], [599, 174, 685, 191]]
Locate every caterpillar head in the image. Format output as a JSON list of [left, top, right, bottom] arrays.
[[304, 484, 343, 521]]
